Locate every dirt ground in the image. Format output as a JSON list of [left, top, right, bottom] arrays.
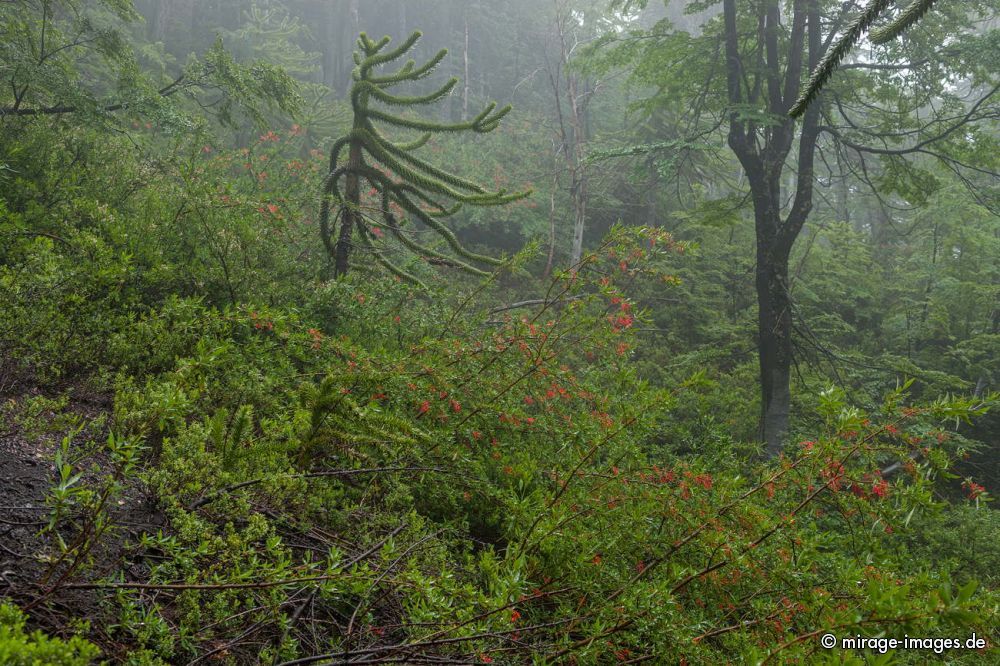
[[0, 370, 166, 645]]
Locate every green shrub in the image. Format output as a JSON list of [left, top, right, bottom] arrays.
[[0, 603, 99, 666]]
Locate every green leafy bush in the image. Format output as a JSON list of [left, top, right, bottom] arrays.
[[0, 603, 99, 666]]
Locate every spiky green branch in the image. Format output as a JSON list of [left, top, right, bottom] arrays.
[[789, 0, 941, 118], [870, 0, 940, 44], [319, 31, 531, 283], [789, 0, 894, 118]]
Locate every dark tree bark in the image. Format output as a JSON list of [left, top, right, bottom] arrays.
[[723, 0, 821, 456], [334, 139, 363, 276]]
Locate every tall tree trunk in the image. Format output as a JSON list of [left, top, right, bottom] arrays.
[[335, 140, 363, 276], [321, 3, 337, 88], [870, 200, 893, 268], [723, 0, 821, 456], [463, 13, 470, 121], [340, 0, 360, 94], [544, 160, 558, 279], [570, 172, 587, 265], [755, 205, 794, 456], [555, 1, 588, 266], [836, 157, 851, 227]]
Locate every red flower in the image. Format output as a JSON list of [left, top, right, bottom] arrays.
[[450, 399, 462, 413], [480, 655, 493, 664], [417, 401, 430, 415], [608, 315, 635, 332], [871, 479, 889, 499], [510, 609, 521, 623], [307, 328, 324, 349], [963, 480, 986, 500]]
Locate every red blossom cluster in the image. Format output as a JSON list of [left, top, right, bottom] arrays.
[[820, 459, 846, 491], [963, 479, 986, 500], [249, 312, 273, 331], [307, 328, 323, 350]]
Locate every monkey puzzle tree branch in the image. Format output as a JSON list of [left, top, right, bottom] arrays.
[[790, 0, 894, 118], [319, 30, 532, 281], [869, 0, 941, 44]]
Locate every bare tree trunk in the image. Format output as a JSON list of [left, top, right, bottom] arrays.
[[836, 157, 850, 227], [345, 0, 360, 93], [754, 202, 795, 456], [349, 0, 359, 31], [544, 163, 558, 279], [463, 14, 470, 121], [554, 1, 588, 266], [321, 2, 337, 88], [152, 0, 169, 40], [565, 78, 587, 267], [569, 173, 587, 265], [723, 0, 820, 456]]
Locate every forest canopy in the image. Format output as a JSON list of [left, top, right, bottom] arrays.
[[0, 1, 997, 664]]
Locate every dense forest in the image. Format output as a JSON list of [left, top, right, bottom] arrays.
[[1, 0, 998, 663]]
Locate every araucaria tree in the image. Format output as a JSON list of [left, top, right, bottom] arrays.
[[320, 31, 530, 284]]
